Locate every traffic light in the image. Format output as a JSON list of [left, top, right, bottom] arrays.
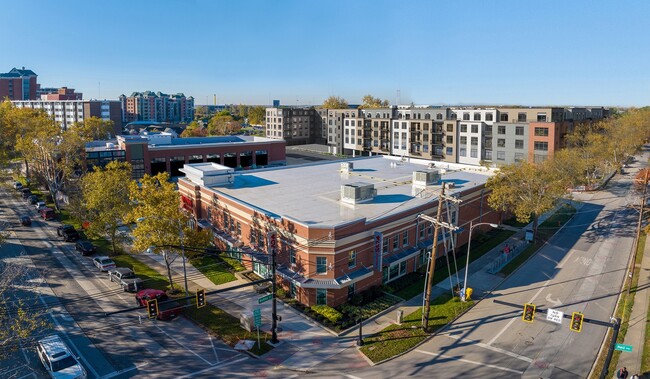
[[570, 312, 584, 332], [147, 299, 158, 319], [522, 303, 536, 323], [196, 289, 206, 308]]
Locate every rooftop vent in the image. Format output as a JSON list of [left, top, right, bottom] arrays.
[[412, 170, 441, 187], [341, 182, 376, 204], [105, 142, 115, 149], [340, 162, 354, 173]]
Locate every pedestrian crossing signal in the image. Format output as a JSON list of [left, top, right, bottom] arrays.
[[196, 289, 206, 308], [522, 303, 536, 323], [570, 312, 583, 332], [147, 299, 158, 319]]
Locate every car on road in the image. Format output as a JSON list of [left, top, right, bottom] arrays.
[[92, 256, 116, 272], [35, 201, 47, 211], [21, 188, 32, 199], [108, 267, 145, 292], [37, 334, 87, 379], [27, 194, 39, 204], [74, 240, 96, 256], [135, 289, 183, 320], [57, 224, 80, 242], [20, 215, 31, 226], [14, 181, 23, 190], [40, 207, 56, 221]]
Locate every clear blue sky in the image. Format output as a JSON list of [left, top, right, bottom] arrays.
[[1, 0, 648, 106]]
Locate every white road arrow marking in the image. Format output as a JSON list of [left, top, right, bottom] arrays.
[[545, 294, 562, 307]]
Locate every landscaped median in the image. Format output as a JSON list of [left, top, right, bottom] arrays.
[[359, 293, 473, 363]]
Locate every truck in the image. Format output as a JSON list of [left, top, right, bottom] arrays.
[[108, 268, 144, 292], [135, 289, 183, 320]]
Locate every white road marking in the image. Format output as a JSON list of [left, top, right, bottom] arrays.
[[154, 323, 214, 366], [208, 334, 220, 363], [176, 356, 248, 379], [98, 363, 144, 379], [415, 350, 524, 374], [545, 293, 562, 307], [444, 335, 533, 363], [343, 374, 363, 379]]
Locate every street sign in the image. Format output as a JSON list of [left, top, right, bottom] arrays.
[[253, 308, 262, 328], [615, 343, 633, 352], [546, 308, 564, 324], [258, 294, 273, 304]]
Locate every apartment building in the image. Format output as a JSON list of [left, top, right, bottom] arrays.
[[11, 99, 122, 135], [120, 91, 195, 123], [40, 87, 82, 100], [178, 156, 499, 307], [0, 67, 39, 100], [361, 108, 395, 156], [265, 107, 323, 146]]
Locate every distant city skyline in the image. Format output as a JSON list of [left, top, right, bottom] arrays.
[[1, 0, 649, 107]]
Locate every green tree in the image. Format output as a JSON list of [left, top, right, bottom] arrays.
[[70, 116, 115, 141], [322, 96, 348, 109], [207, 113, 241, 136], [81, 161, 133, 256], [487, 160, 568, 239], [360, 94, 389, 108], [248, 106, 266, 125], [126, 172, 211, 291], [180, 121, 207, 137]]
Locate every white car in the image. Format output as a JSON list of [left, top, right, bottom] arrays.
[[37, 334, 87, 379], [92, 256, 116, 272], [35, 201, 47, 211]]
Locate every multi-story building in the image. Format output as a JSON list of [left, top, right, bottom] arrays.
[[85, 133, 286, 179], [361, 108, 395, 156], [264, 107, 322, 146], [0, 67, 39, 100], [178, 156, 499, 308], [40, 87, 83, 100], [450, 108, 497, 165], [120, 91, 194, 123], [11, 100, 122, 135]]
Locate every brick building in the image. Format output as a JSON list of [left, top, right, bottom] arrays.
[[0, 67, 39, 100], [178, 156, 500, 308]]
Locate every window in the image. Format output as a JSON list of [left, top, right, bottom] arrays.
[[485, 125, 492, 134], [515, 126, 524, 135], [460, 124, 467, 133], [460, 136, 467, 145], [537, 113, 547, 122], [446, 147, 453, 155], [515, 139, 524, 149], [534, 127, 549, 136], [459, 147, 466, 156], [471, 148, 478, 158], [316, 289, 327, 305], [471, 124, 478, 133], [500, 113, 508, 122], [497, 151, 505, 160], [382, 237, 389, 255], [471, 137, 478, 146], [463, 113, 470, 120], [518, 113, 527, 122], [473, 113, 481, 121], [447, 124, 454, 132], [402, 231, 409, 246], [497, 138, 506, 147], [486, 113, 493, 121], [446, 135, 453, 143], [484, 150, 492, 160], [534, 141, 548, 151], [347, 283, 355, 300], [515, 152, 525, 162], [348, 250, 357, 268], [437, 113, 443, 120], [498, 125, 506, 134], [392, 237, 398, 250], [317, 257, 327, 274], [289, 246, 296, 265], [418, 223, 425, 239]]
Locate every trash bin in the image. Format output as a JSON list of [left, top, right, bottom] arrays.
[[396, 310, 404, 324]]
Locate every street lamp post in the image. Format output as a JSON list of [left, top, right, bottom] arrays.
[[461, 221, 498, 302]]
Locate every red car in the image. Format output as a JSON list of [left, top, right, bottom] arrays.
[[135, 289, 183, 321]]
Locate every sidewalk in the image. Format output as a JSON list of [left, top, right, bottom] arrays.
[[617, 234, 650, 378]]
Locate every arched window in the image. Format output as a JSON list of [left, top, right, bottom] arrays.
[[425, 113, 431, 120], [398, 113, 403, 119], [436, 113, 443, 120]]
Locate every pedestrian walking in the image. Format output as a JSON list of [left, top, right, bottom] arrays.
[[617, 367, 629, 379]]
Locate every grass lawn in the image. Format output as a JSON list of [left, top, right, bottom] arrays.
[[185, 304, 274, 356], [500, 203, 576, 276], [189, 255, 242, 286], [359, 293, 473, 363], [111, 254, 173, 291], [589, 234, 645, 379], [393, 228, 515, 300]]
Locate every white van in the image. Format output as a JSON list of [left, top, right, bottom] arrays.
[[37, 335, 87, 379]]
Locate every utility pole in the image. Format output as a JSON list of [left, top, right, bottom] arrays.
[[420, 183, 460, 331]]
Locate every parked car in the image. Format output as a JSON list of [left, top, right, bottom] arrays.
[[27, 194, 39, 205], [40, 207, 56, 221], [35, 201, 47, 211], [14, 181, 23, 190], [74, 240, 96, 256], [135, 289, 183, 320], [21, 188, 32, 199], [92, 256, 116, 272], [108, 268, 144, 292], [20, 215, 31, 226], [36, 334, 87, 379], [57, 224, 80, 242]]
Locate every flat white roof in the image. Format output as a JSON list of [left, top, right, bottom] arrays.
[[185, 156, 494, 227]]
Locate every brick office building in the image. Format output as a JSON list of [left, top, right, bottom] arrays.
[[0, 67, 38, 100], [178, 156, 500, 308]]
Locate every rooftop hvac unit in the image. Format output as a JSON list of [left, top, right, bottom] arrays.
[[445, 182, 456, 189], [105, 142, 115, 149], [340, 162, 354, 173], [341, 182, 376, 204], [412, 170, 441, 186]]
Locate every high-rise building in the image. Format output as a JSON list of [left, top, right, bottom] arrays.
[[0, 67, 39, 100], [120, 91, 194, 123]]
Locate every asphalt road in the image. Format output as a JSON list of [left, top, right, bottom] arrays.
[[0, 184, 261, 379]]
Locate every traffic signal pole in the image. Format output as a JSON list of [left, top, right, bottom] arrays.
[[599, 317, 621, 379]]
